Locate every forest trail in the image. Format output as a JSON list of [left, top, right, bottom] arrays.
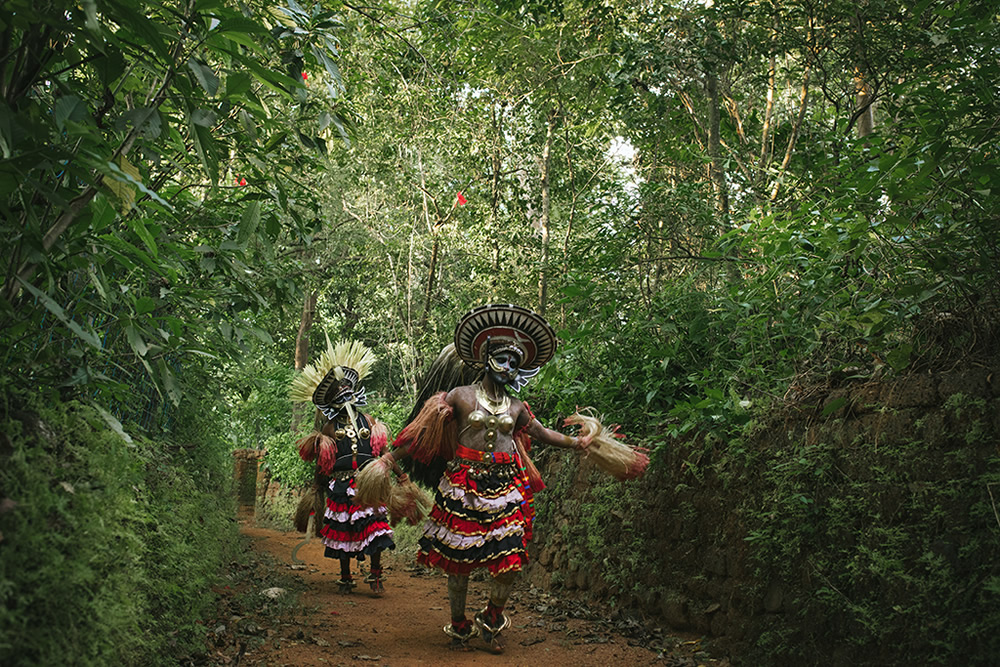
[[215, 516, 729, 667]]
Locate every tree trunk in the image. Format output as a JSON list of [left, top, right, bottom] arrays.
[[854, 71, 875, 137], [491, 101, 503, 294], [420, 235, 439, 331], [537, 107, 556, 318], [706, 72, 729, 221], [417, 147, 436, 332], [853, 11, 875, 137], [769, 62, 811, 201], [769, 14, 815, 201], [758, 14, 778, 182], [560, 108, 576, 329], [291, 291, 317, 432]]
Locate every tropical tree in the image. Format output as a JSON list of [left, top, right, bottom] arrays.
[[0, 0, 350, 424]]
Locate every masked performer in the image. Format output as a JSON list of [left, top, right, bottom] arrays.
[[363, 304, 648, 652], [289, 338, 399, 595]]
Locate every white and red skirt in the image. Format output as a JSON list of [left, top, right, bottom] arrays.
[[321, 471, 394, 560], [417, 447, 534, 576]]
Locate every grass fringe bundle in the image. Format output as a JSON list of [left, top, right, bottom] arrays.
[[315, 434, 336, 474], [564, 409, 650, 481], [388, 477, 433, 526], [393, 392, 457, 463], [297, 431, 336, 473], [354, 457, 393, 508], [297, 432, 319, 462], [294, 485, 325, 536]]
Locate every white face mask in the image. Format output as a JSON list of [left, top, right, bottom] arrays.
[[487, 351, 521, 386]]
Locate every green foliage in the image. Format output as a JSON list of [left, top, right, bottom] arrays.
[[739, 404, 1000, 665], [260, 429, 312, 487], [369, 397, 417, 438], [0, 0, 349, 414], [228, 363, 297, 449], [0, 389, 239, 666]]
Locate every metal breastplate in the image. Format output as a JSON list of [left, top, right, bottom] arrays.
[[466, 409, 515, 450]]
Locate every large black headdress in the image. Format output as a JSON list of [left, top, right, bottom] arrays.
[[453, 303, 556, 371]]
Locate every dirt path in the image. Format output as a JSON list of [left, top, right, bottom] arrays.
[[220, 519, 727, 667]]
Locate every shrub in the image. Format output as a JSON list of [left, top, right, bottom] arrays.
[[0, 389, 239, 666]]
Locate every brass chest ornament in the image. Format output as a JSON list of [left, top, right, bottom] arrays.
[[474, 383, 512, 451]]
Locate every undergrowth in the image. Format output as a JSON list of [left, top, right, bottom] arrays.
[[531, 384, 1000, 666], [737, 393, 1000, 665], [0, 387, 240, 666]]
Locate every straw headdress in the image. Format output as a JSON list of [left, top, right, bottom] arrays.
[[289, 335, 378, 407]]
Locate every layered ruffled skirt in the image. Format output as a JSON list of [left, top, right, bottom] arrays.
[[321, 474, 394, 560], [417, 458, 531, 575]]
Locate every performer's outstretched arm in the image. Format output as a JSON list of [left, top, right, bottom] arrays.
[[522, 416, 592, 451]]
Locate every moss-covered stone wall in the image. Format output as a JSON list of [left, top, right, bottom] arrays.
[[526, 364, 1000, 666]]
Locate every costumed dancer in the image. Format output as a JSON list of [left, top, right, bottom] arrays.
[[289, 338, 401, 595], [361, 304, 649, 652]]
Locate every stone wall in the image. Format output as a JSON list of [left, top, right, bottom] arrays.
[[232, 448, 300, 528], [232, 448, 263, 509], [524, 363, 1000, 664]]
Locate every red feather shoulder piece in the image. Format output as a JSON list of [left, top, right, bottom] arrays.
[[515, 401, 545, 492], [392, 392, 457, 464], [366, 415, 389, 457]]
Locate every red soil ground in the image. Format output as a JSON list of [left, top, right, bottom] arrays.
[[221, 520, 728, 667]]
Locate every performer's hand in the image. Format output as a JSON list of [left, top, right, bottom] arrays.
[[396, 473, 410, 484], [576, 434, 594, 452]]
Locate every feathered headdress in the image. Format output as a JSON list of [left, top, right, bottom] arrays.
[[289, 335, 377, 418]]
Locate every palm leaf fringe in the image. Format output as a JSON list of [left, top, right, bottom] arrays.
[[392, 392, 457, 464], [354, 457, 392, 508], [294, 485, 325, 536], [388, 477, 433, 526], [564, 409, 650, 481]]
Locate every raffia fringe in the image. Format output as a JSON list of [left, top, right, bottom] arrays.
[[316, 433, 337, 474], [370, 419, 389, 456], [392, 392, 457, 463], [296, 431, 319, 462], [297, 431, 337, 474], [294, 485, 325, 536], [388, 478, 433, 526], [564, 409, 650, 481], [354, 457, 393, 508]]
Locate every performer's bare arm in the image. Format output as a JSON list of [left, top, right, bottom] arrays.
[[385, 446, 408, 462], [520, 410, 591, 451]]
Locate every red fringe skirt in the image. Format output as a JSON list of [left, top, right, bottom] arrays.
[[320, 475, 394, 560], [416, 460, 530, 576]]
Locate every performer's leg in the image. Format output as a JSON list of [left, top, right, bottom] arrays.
[[476, 570, 516, 653], [448, 574, 470, 624], [365, 551, 384, 594], [488, 569, 517, 613], [337, 556, 355, 593], [443, 574, 475, 649]]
